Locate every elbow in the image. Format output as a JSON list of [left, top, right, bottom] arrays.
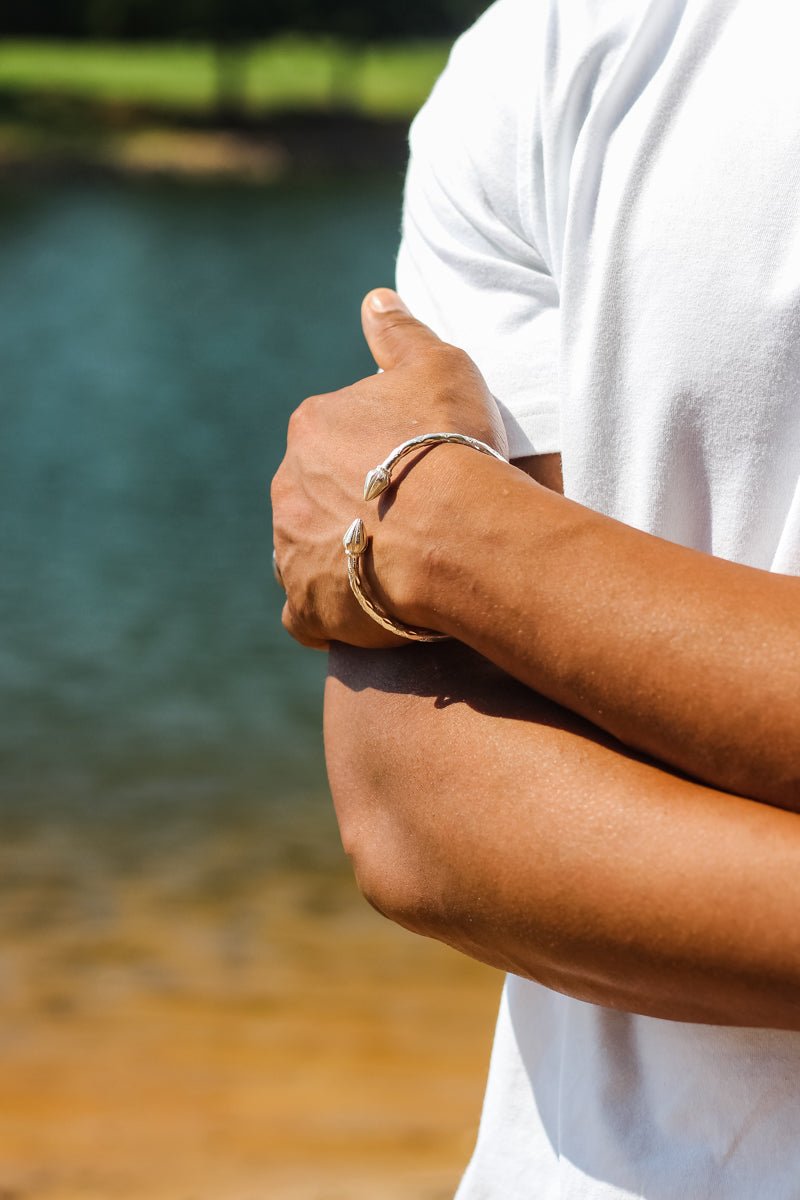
[[351, 856, 431, 933], [336, 794, 447, 936], [326, 746, 446, 934]]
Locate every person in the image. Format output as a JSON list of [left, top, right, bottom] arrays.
[[271, 0, 800, 1195]]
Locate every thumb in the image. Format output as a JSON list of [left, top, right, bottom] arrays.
[[361, 288, 443, 371]]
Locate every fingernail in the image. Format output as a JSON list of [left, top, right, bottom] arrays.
[[367, 288, 408, 314]]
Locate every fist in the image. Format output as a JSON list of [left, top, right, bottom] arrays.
[[270, 289, 507, 650]]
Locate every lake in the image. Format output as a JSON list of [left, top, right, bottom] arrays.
[[0, 175, 404, 855], [0, 176, 499, 1199]]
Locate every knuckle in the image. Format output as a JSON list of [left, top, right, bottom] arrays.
[[382, 315, 415, 341], [269, 465, 285, 506], [429, 339, 464, 365], [419, 344, 470, 392], [281, 592, 321, 648], [286, 403, 306, 438], [441, 341, 469, 364], [287, 392, 329, 442], [442, 345, 476, 383], [281, 602, 295, 634]]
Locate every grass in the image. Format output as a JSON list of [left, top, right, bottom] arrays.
[[0, 37, 452, 119]]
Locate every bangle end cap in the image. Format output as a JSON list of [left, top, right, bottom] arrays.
[[343, 518, 368, 557], [364, 466, 390, 501]]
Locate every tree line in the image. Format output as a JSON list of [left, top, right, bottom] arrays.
[[1, 0, 489, 40]]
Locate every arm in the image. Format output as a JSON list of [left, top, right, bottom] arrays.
[[274, 303, 800, 811], [379, 430, 800, 810], [325, 637, 800, 1029], [322, 457, 800, 1030], [275, 6, 799, 805]]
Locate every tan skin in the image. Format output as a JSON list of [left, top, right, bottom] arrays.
[[271, 288, 800, 1026], [325, 641, 800, 1028]]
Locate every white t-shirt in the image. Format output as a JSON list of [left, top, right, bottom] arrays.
[[396, 1, 800, 1196]]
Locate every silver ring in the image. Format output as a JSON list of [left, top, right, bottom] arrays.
[[272, 548, 285, 589]]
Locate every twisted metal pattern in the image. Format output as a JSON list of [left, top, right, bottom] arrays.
[[344, 432, 506, 643], [343, 517, 447, 643], [363, 431, 506, 501]]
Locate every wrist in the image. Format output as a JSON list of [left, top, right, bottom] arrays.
[[366, 441, 510, 635]]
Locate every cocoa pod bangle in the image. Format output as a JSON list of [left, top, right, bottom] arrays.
[[342, 517, 447, 642], [343, 432, 506, 643]]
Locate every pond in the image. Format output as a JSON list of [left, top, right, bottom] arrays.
[[0, 174, 402, 863]]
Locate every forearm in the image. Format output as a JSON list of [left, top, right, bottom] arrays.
[[325, 641, 800, 1028], [273, 290, 800, 807], [380, 447, 800, 808]]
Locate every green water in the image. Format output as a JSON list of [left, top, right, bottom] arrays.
[[0, 176, 401, 869]]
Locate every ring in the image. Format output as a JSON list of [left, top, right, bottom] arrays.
[[272, 548, 285, 589]]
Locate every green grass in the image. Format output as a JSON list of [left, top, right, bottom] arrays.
[[0, 37, 452, 119]]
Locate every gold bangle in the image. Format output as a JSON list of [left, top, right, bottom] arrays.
[[343, 432, 506, 643]]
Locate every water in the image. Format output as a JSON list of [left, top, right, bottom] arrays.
[[0, 175, 402, 866], [0, 175, 499, 1200]]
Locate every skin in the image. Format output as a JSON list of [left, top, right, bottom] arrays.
[[385, 445, 800, 810], [325, 640, 800, 1027], [273, 290, 800, 810], [271, 288, 800, 1025]]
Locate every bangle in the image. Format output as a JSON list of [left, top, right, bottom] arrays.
[[362, 431, 506, 501], [343, 517, 448, 642], [343, 431, 506, 643]]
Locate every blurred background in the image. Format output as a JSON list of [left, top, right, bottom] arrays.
[[0, 3, 502, 1198]]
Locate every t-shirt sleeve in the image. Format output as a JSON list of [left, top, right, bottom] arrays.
[[396, 0, 560, 460]]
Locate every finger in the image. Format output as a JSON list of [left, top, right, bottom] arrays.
[[281, 601, 329, 651], [361, 288, 444, 372]]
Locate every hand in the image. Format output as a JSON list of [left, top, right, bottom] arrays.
[[271, 288, 508, 649]]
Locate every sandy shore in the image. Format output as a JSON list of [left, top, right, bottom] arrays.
[[0, 843, 501, 1199]]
